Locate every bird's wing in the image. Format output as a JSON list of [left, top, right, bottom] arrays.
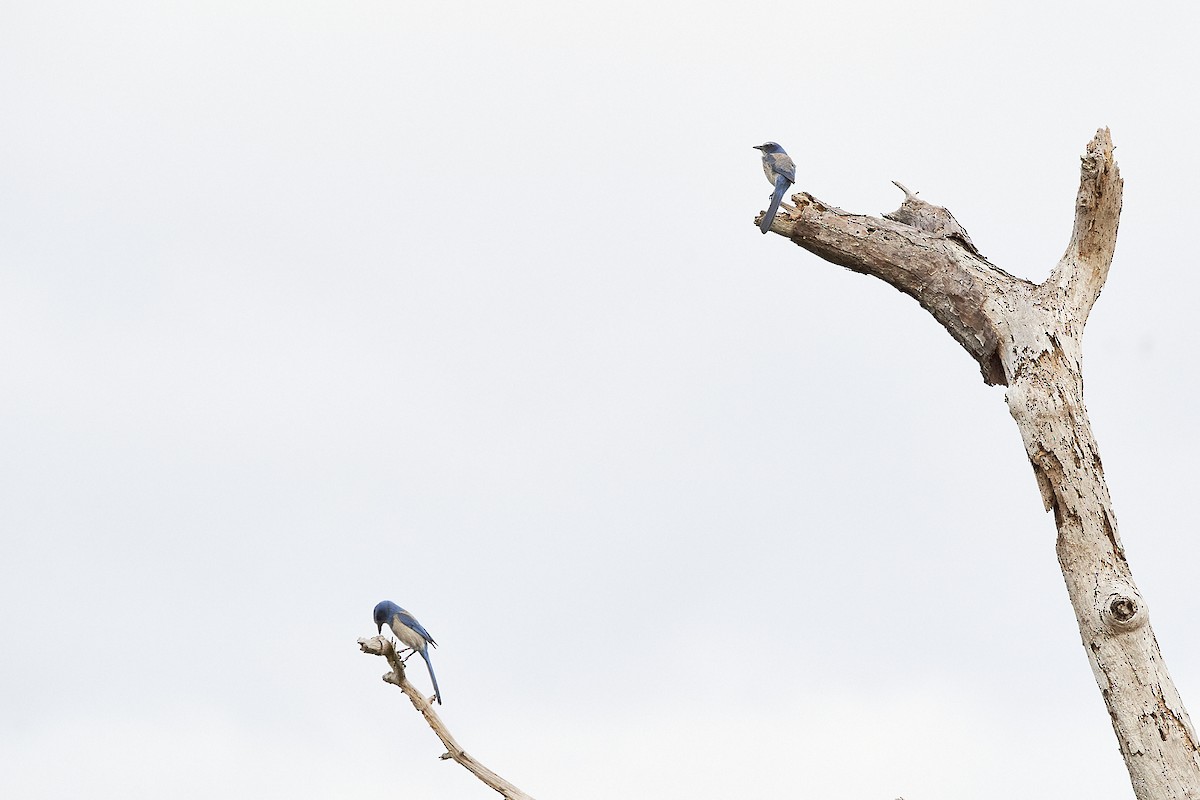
[[395, 608, 438, 648], [771, 152, 796, 184]]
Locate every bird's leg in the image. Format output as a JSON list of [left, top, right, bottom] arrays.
[[389, 638, 416, 661]]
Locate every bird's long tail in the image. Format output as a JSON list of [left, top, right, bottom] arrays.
[[760, 174, 791, 234], [420, 649, 442, 705]]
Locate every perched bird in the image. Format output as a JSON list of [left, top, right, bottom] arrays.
[[753, 141, 796, 234], [373, 600, 442, 704]]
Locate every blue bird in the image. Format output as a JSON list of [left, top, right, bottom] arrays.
[[753, 141, 796, 234], [373, 600, 442, 704]]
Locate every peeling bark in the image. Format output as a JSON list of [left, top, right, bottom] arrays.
[[759, 129, 1200, 798]]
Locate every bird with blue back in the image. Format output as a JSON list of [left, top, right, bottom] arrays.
[[753, 141, 796, 234], [373, 600, 442, 704]]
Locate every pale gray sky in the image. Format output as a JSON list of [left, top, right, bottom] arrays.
[[2, 2, 1197, 798]]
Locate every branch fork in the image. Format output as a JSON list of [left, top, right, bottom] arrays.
[[358, 636, 536, 800]]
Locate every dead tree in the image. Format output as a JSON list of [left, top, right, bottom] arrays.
[[757, 129, 1198, 799]]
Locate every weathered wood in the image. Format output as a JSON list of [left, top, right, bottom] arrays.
[[760, 129, 1200, 798], [358, 636, 536, 800], [761, 189, 1020, 386]]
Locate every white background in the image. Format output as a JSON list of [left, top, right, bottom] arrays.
[[2, 2, 1197, 798]]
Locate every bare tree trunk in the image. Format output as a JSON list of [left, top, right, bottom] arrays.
[[760, 129, 1200, 798]]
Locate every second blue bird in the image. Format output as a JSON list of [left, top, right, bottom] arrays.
[[373, 599, 442, 704], [753, 141, 796, 234]]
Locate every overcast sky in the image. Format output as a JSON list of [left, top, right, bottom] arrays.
[[3, 2, 1198, 798]]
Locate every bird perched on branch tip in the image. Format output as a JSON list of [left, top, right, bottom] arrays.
[[373, 600, 442, 704], [753, 141, 796, 234]]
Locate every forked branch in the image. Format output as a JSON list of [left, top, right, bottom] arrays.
[[358, 636, 536, 800], [756, 128, 1200, 799]]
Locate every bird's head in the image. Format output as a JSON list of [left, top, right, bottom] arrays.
[[373, 600, 396, 634], [754, 141, 784, 153]]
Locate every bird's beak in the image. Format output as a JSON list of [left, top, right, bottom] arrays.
[[752, 145, 762, 150], [376, 623, 383, 634]]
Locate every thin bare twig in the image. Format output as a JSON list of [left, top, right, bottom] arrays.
[[358, 636, 536, 800]]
